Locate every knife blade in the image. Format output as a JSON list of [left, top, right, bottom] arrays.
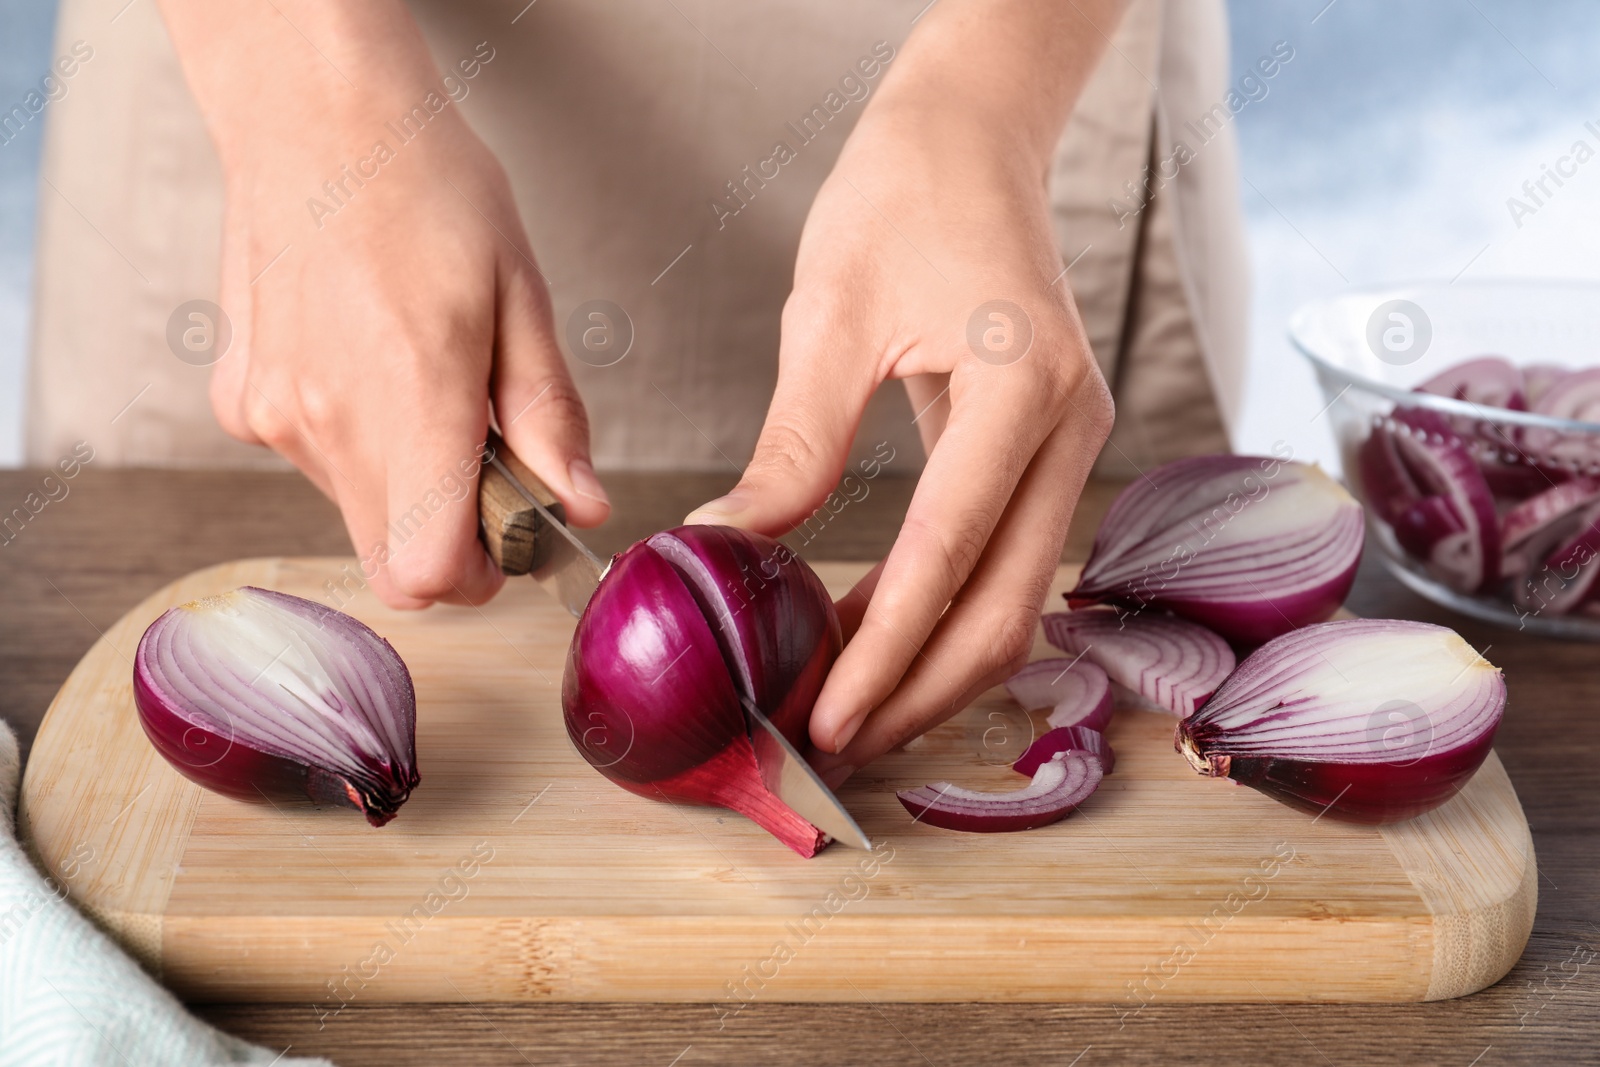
[[477, 431, 605, 618], [740, 695, 872, 851]]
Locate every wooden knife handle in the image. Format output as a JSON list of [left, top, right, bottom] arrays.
[[478, 430, 566, 576]]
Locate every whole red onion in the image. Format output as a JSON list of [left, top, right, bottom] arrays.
[[562, 525, 841, 856]]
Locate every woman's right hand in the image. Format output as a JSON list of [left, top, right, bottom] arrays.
[[160, 0, 608, 608]]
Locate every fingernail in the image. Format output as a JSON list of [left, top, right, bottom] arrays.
[[831, 710, 868, 754], [820, 764, 856, 791], [684, 491, 747, 526], [567, 458, 610, 506]]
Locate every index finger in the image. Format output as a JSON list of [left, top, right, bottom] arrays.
[[808, 345, 1078, 753]]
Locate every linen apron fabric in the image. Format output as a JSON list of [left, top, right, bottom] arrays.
[[25, 0, 1247, 479]]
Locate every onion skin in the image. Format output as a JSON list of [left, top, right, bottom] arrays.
[[1069, 455, 1363, 644], [1177, 735, 1498, 824], [561, 542, 747, 785], [133, 588, 419, 827], [562, 526, 841, 857], [652, 525, 835, 750], [1174, 619, 1505, 824]]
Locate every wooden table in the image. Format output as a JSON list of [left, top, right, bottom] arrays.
[[1, 469, 1594, 1066]]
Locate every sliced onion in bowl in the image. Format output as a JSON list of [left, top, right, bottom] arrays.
[[1381, 410, 1501, 593], [1525, 368, 1600, 474], [1500, 477, 1600, 577], [1512, 506, 1600, 616], [1042, 609, 1234, 718], [1416, 355, 1526, 411], [1523, 364, 1571, 407]]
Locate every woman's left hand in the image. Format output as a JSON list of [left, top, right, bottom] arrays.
[[685, 0, 1121, 780]]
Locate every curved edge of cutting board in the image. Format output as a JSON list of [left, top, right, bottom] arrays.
[[1380, 751, 1537, 1000], [18, 556, 1539, 1002], [16, 558, 286, 977]]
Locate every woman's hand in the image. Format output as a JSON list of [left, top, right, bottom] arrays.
[[686, 0, 1121, 777], [160, 0, 608, 609]]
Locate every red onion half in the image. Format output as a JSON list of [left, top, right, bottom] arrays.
[[1175, 619, 1505, 824], [896, 749, 1102, 833], [562, 525, 840, 857], [1042, 610, 1234, 718], [133, 587, 419, 827], [1068, 455, 1363, 644]]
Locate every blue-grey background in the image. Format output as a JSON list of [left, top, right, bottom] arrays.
[[2, 0, 1598, 466]]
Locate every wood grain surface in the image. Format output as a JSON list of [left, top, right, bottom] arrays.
[[0, 469, 1594, 1066], [18, 556, 1533, 1005]]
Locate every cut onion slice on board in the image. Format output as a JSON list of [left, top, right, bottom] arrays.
[[1012, 725, 1114, 777], [1004, 657, 1113, 732], [897, 749, 1103, 833], [1042, 610, 1234, 718]]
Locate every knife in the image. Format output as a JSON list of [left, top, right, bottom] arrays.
[[477, 431, 871, 849], [741, 694, 872, 851], [477, 429, 605, 618]]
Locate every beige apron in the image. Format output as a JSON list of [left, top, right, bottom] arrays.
[[26, 0, 1247, 478]]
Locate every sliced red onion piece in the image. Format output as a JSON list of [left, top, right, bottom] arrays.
[[896, 749, 1103, 833], [1525, 367, 1600, 474], [1175, 619, 1505, 824], [1012, 725, 1114, 777], [1416, 355, 1526, 411], [133, 587, 419, 827], [1380, 411, 1501, 593], [1042, 609, 1234, 718], [1357, 419, 1425, 524], [1004, 657, 1113, 732], [1392, 495, 1466, 561], [1500, 477, 1600, 577], [1068, 455, 1363, 644], [1479, 458, 1563, 501], [1523, 364, 1570, 407], [1511, 506, 1600, 616]]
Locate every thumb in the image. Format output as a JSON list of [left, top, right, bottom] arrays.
[[686, 311, 876, 534], [491, 260, 611, 528]]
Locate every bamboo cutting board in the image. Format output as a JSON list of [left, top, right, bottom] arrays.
[[19, 558, 1535, 1007]]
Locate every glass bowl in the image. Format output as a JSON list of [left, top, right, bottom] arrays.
[[1291, 278, 1600, 639]]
